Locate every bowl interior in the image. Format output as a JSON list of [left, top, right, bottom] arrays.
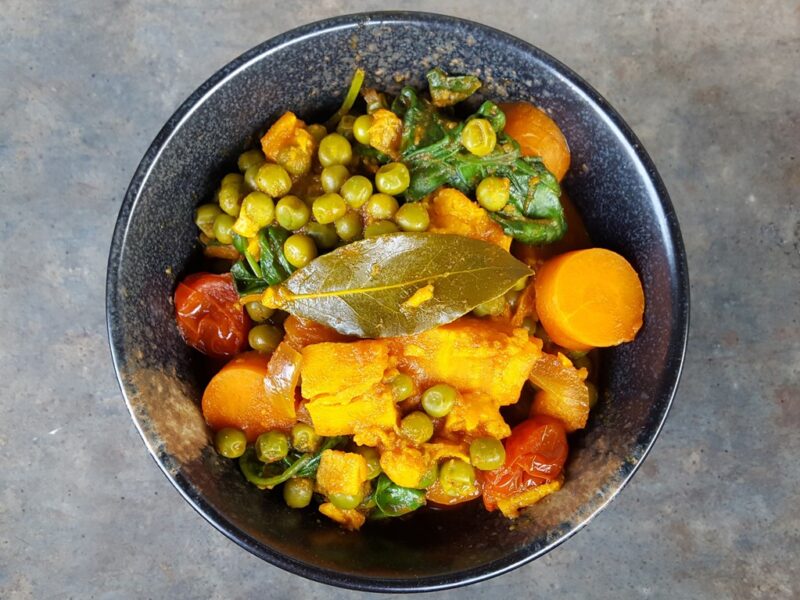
[[107, 13, 688, 592]]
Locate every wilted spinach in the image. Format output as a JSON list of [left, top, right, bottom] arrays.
[[370, 474, 427, 519], [238, 436, 347, 490], [230, 225, 295, 295]]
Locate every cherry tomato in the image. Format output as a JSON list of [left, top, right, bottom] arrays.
[[174, 272, 251, 358], [480, 415, 568, 511]]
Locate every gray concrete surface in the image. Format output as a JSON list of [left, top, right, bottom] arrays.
[[1, 1, 798, 598]]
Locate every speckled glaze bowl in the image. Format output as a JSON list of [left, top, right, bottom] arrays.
[[107, 12, 688, 592]]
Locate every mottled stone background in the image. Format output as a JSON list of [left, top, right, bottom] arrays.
[[1, 1, 798, 598]]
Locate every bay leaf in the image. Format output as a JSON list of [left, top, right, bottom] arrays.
[[262, 232, 531, 338]]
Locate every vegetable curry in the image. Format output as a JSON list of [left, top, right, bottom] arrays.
[[174, 69, 645, 529]]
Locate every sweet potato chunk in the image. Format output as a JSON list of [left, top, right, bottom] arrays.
[[316, 450, 368, 497], [368, 108, 403, 159], [379, 445, 428, 488], [306, 387, 397, 436], [300, 340, 389, 403], [318, 503, 366, 531], [425, 188, 511, 250], [393, 317, 540, 406], [444, 391, 511, 439], [301, 340, 397, 435]]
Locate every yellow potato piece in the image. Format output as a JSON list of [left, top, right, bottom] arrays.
[[316, 450, 368, 497], [393, 317, 540, 406], [444, 391, 511, 439], [318, 503, 366, 531], [425, 188, 511, 250], [306, 387, 397, 437]]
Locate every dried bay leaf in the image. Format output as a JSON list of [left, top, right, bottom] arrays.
[[263, 232, 531, 338]]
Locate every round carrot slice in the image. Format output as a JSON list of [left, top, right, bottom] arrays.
[[501, 101, 570, 181], [202, 351, 297, 441], [534, 248, 645, 349]]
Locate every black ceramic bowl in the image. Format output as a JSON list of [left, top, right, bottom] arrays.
[[107, 12, 688, 592]]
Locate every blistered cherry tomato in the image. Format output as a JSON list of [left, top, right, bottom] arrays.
[[480, 415, 568, 511], [174, 272, 250, 358]]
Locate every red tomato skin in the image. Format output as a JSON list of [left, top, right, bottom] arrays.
[[174, 273, 250, 359], [480, 415, 568, 511]]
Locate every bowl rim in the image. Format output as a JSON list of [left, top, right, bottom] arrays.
[[107, 10, 690, 593]]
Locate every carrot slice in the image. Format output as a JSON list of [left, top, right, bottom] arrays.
[[202, 350, 297, 440], [501, 101, 570, 181], [534, 249, 645, 350]]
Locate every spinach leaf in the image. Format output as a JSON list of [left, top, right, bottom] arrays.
[[399, 95, 566, 244], [392, 87, 454, 154], [238, 436, 347, 490], [426, 67, 482, 107], [371, 474, 427, 518], [230, 226, 295, 296]]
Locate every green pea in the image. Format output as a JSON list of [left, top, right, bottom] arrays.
[[248, 323, 283, 354], [240, 191, 275, 228], [245, 301, 274, 322], [375, 162, 410, 195], [221, 173, 244, 187], [212, 213, 236, 245], [291, 423, 321, 453], [416, 463, 438, 489], [469, 437, 506, 471], [243, 163, 262, 191], [390, 373, 415, 402], [587, 382, 599, 408], [340, 175, 373, 209], [461, 118, 497, 156], [283, 233, 318, 268], [336, 114, 356, 140], [329, 491, 363, 510], [218, 183, 242, 217], [255, 431, 289, 463], [354, 446, 382, 480], [365, 193, 399, 220], [238, 149, 265, 172], [214, 427, 247, 459], [334, 212, 363, 242], [421, 384, 457, 418], [318, 133, 352, 167], [307, 123, 327, 143], [283, 477, 314, 508], [275, 195, 311, 231], [276, 146, 312, 177], [439, 458, 477, 497], [304, 222, 339, 250], [353, 114, 373, 145], [320, 164, 350, 193], [363, 220, 399, 238], [400, 411, 434, 444], [255, 163, 292, 197], [513, 276, 529, 291], [312, 193, 347, 224], [394, 203, 430, 232], [472, 295, 506, 317], [195, 203, 222, 237], [476, 176, 510, 211]]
